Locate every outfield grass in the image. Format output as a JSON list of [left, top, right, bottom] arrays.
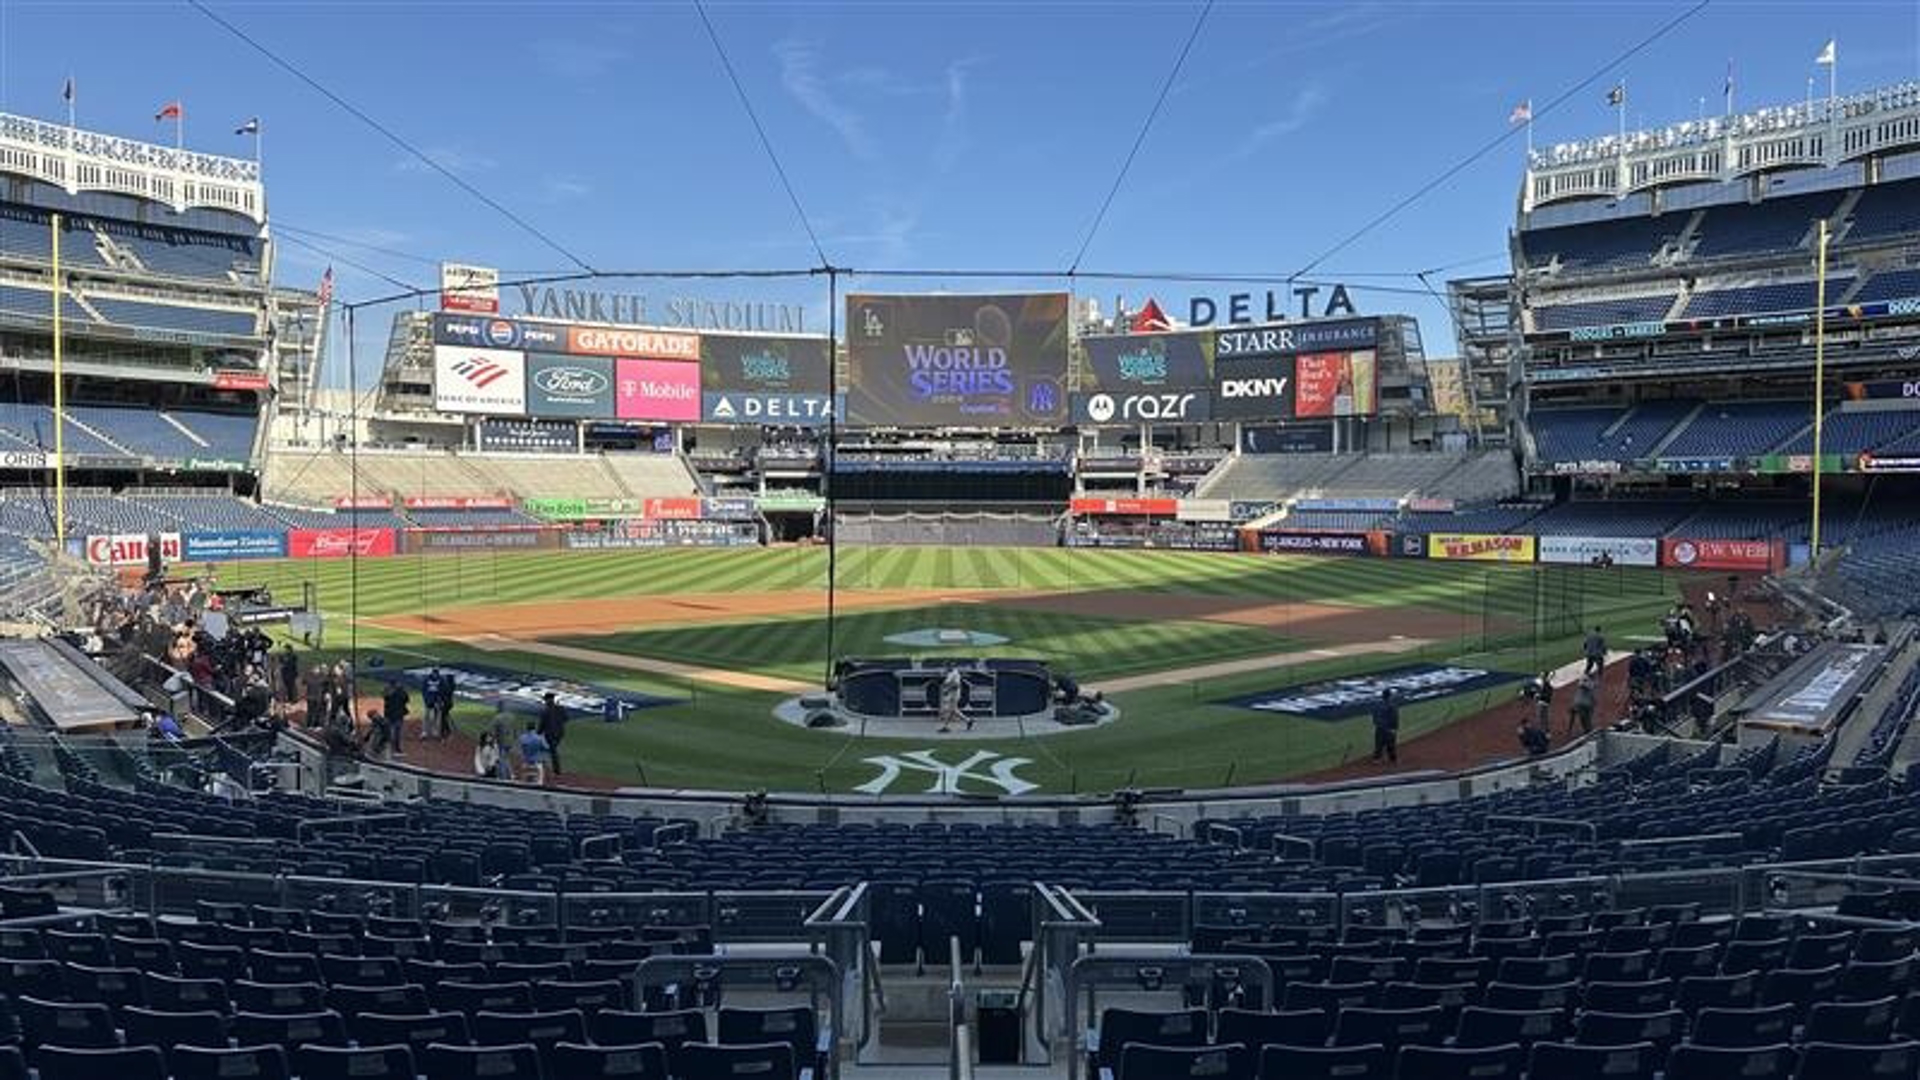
[[211, 546, 1681, 794]]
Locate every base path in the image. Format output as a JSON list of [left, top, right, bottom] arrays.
[[1100, 637, 1433, 693], [464, 634, 816, 695]]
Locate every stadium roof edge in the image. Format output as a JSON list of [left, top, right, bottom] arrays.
[[0, 111, 264, 223], [1522, 81, 1920, 212]]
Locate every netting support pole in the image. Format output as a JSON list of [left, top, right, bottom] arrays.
[[823, 267, 840, 689]]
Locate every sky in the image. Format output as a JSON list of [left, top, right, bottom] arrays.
[[2, 0, 1917, 376]]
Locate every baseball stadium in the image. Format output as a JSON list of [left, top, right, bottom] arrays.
[[4, 9, 1920, 1080]]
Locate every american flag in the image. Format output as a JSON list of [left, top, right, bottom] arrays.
[[1509, 100, 1532, 125], [316, 267, 334, 308]]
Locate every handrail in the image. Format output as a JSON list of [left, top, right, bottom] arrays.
[[948, 934, 969, 1080]]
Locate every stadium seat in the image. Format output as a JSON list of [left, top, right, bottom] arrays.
[[121, 1005, 227, 1058], [534, 978, 627, 1014], [352, 1011, 471, 1058], [422, 1042, 543, 1080], [33, 1046, 167, 1080], [1216, 1007, 1331, 1051], [473, 1008, 586, 1053], [1452, 1006, 1567, 1050], [1257, 1042, 1389, 1080], [1093, 1008, 1209, 1074], [1396, 1043, 1525, 1080], [1665, 1044, 1795, 1080], [550, 1041, 670, 1078], [1330, 1005, 1446, 1055], [171, 1044, 291, 1080], [1807, 997, 1901, 1045], [293, 1044, 416, 1080], [327, 982, 429, 1018], [430, 980, 532, 1014], [1116, 1041, 1254, 1080], [674, 1041, 797, 1080], [15, 995, 117, 1051], [1528, 1041, 1659, 1080], [1794, 1040, 1920, 1080], [1575, 1010, 1684, 1057], [232, 979, 325, 1015], [230, 1009, 348, 1048], [592, 1009, 709, 1053], [1693, 1004, 1798, 1048]]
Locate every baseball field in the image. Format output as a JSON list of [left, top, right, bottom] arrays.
[[199, 546, 1682, 795]]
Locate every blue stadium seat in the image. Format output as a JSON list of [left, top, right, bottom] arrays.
[[171, 1044, 290, 1080], [550, 1041, 670, 1078], [1257, 1042, 1389, 1080], [422, 1042, 543, 1080], [294, 1044, 416, 1080], [34, 1046, 167, 1080], [1528, 1041, 1659, 1080], [1396, 1043, 1525, 1080], [1119, 1042, 1255, 1080], [1665, 1044, 1794, 1080]]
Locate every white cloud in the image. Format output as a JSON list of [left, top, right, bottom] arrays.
[[933, 57, 983, 174], [394, 145, 498, 176], [541, 176, 592, 201], [774, 38, 878, 161], [531, 37, 630, 80], [1225, 85, 1329, 163]]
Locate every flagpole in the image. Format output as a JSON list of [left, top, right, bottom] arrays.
[[50, 214, 65, 552], [1811, 218, 1830, 560]]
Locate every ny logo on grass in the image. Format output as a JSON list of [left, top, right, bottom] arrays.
[[855, 749, 1039, 796]]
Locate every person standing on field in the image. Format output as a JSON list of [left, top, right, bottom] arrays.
[[538, 693, 568, 776], [1371, 689, 1400, 764]]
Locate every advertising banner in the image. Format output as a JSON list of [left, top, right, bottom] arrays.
[[211, 370, 270, 392], [0, 450, 49, 470], [439, 262, 500, 313], [1213, 318, 1378, 358], [1068, 497, 1179, 516], [332, 496, 392, 510], [1856, 452, 1920, 473], [1253, 530, 1374, 555], [615, 358, 701, 421], [757, 493, 826, 512], [701, 496, 759, 520], [643, 497, 703, 519], [1537, 535, 1659, 567], [1395, 533, 1429, 559], [1242, 424, 1332, 454], [700, 333, 831, 393], [565, 519, 758, 550], [701, 391, 842, 425], [568, 326, 699, 360], [1427, 533, 1536, 562], [433, 314, 565, 351], [1661, 537, 1781, 572], [1070, 390, 1211, 425], [1218, 662, 1524, 720], [522, 496, 642, 519], [1229, 500, 1279, 522], [433, 345, 526, 415], [401, 528, 560, 554], [1080, 329, 1214, 390], [1844, 377, 1920, 401], [1295, 497, 1399, 513], [287, 527, 396, 559], [181, 531, 287, 562], [524, 354, 614, 418], [401, 496, 514, 510], [84, 532, 181, 567], [1176, 499, 1232, 522], [844, 293, 1069, 427], [1212, 354, 1296, 420]]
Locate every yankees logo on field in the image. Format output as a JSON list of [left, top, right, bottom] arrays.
[[854, 749, 1039, 796]]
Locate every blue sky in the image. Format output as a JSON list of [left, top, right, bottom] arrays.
[[2, 0, 1917, 373]]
